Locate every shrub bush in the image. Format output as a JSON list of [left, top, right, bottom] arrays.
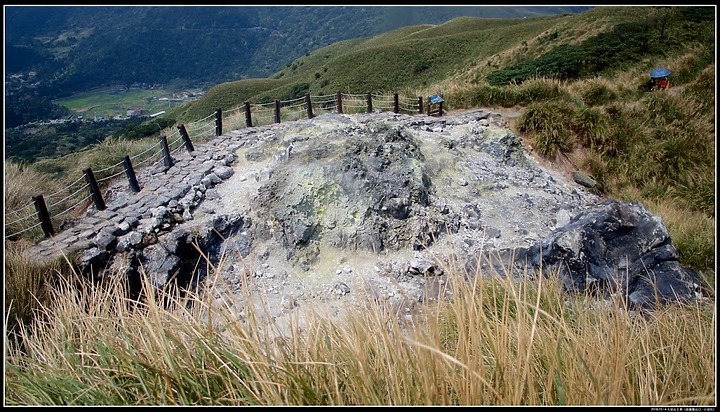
[[517, 101, 576, 157]]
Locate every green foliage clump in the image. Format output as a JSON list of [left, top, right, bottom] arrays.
[[447, 78, 568, 109], [288, 82, 311, 100], [572, 106, 608, 149], [486, 44, 587, 85], [517, 101, 576, 157], [519, 79, 568, 102], [670, 214, 716, 277], [447, 85, 522, 108], [575, 80, 618, 107], [668, 48, 714, 86]]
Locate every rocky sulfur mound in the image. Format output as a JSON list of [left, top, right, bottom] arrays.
[[250, 116, 457, 267], [74, 109, 703, 328]]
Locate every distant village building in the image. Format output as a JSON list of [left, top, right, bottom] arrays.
[[126, 107, 144, 117]]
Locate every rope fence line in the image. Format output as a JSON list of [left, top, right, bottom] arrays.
[[252, 112, 275, 126], [150, 151, 168, 170], [5, 91, 443, 240], [223, 106, 244, 117], [313, 102, 337, 109], [311, 99, 338, 108], [249, 110, 275, 118], [50, 193, 92, 220], [249, 105, 274, 114], [342, 103, 368, 109], [47, 183, 90, 210], [313, 105, 339, 114], [279, 95, 306, 105], [131, 140, 163, 162], [281, 102, 306, 111], [45, 174, 87, 201], [167, 128, 182, 141], [5, 202, 36, 220], [169, 137, 188, 157], [130, 142, 162, 167], [254, 101, 276, 108], [193, 111, 216, 124], [133, 147, 164, 169], [169, 133, 184, 149], [187, 123, 216, 139], [4, 210, 37, 227], [185, 122, 212, 136], [401, 102, 419, 109], [93, 158, 126, 175], [40, 180, 90, 217], [96, 167, 127, 185], [5, 222, 42, 239]]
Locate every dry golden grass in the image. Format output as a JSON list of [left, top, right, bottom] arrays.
[[4, 250, 715, 406], [4, 241, 71, 332], [4, 160, 60, 214]]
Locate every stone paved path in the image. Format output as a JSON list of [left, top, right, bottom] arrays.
[[28, 123, 284, 265]]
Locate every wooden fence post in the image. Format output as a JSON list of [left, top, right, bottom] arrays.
[[160, 135, 174, 170], [366, 92, 373, 113], [177, 124, 195, 152], [244, 101, 252, 127], [336, 91, 343, 114], [274, 99, 281, 123], [215, 107, 222, 136], [438, 101, 444, 117], [418, 97, 423, 114], [32, 194, 54, 237], [83, 167, 106, 211], [305, 93, 314, 119], [393, 93, 399, 113], [427, 97, 432, 116], [123, 155, 141, 193]]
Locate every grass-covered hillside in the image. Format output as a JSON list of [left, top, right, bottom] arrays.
[[4, 6, 716, 406], [169, 13, 573, 121]]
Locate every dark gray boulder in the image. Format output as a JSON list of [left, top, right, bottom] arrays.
[[572, 171, 597, 188], [467, 199, 703, 309]]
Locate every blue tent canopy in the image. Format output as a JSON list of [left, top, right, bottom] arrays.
[[650, 67, 671, 78]]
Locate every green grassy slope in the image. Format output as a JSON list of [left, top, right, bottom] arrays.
[[175, 7, 672, 115], [169, 78, 292, 123]]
